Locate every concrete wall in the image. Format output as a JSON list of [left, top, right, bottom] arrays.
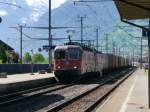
[[0, 64, 49, 74], [0, 77, 56, 95]]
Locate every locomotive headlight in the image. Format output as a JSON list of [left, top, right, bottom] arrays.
[[57, 66, 61, 69], [74, 66, 77, 69]]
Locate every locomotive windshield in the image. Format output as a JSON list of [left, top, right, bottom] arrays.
[[68, 48, 81, 60], [54, 50, 66, 59]]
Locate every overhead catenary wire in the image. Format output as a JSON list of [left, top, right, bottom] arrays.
[[11, 26, 81, 40], [11, 28, 68, 51], [73, 0, 146, 58], [98, 1, 141, 50], [73, 0, 118, 35], [73, 0, 109, 49], [0, 1, 22, 8]]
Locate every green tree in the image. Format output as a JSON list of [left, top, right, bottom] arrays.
[[44, 57, 52, 64], [0, 48, 7, 63], [5, 51, 13, 63], [32, 53, 45, 64], [23, 52, 31, 63], [44, 58, 49, 64]]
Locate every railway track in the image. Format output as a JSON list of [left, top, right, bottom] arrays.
[[0, 68, 135, 112], [39, 68, 135, 112], [0, 83, 74, 107]]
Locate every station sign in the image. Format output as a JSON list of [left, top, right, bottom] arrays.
[[43, 45, 56, 50]]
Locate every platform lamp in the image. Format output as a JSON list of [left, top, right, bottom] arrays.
[[30, 49, 34, 75]]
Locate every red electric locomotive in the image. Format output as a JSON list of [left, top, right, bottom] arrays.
[[54, 44, 82, 81], [54, 42, 132, 82], [54, 42, 102, 82]]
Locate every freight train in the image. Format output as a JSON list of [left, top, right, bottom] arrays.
[[54, 42, 132, 82]]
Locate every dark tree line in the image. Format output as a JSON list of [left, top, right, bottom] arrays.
[[0, 48, 19, 64]]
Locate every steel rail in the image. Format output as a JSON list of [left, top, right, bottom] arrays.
[[45, 68, 135, 112], [84, 68, 136, 112], [0, 83, 74, 106], [0, 83, 59, 99]]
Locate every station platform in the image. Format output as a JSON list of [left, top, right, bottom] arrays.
[[96, 69, 150, 112], [0, 72, 55, 95]]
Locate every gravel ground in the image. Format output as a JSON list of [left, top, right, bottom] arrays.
[[0, 69, 131, 112], [57, 79, 122, 112], [1, 83, 99, 112], [56, 69, 133, 112], [0, 84, 66, 103]]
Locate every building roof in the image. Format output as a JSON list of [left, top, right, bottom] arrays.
[[114, 0, 150, 20], [0, 40, 14, 50]]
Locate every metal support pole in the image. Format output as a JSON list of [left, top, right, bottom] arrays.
[[49, 0, 52, 66], [119, 47, 120, 56], [148, 19, 150, 108], [106, 34, 108, 54], [112, 42, 116, 55], [20, 25, 22, 64], [96, 28, 99, 51], [68, 35, 71, 43], [81, 17, 83, 44], [30, 49, 34, 75], [133, 49, 134, 66], [119, 47, 121, 67], [78, 16, 86, 44], [122, 47, 124, 58], [140, 36, 143, 69]]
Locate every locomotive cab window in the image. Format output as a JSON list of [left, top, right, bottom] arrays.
[[54, 50, 66, 59], [68, 48, 81, 60]]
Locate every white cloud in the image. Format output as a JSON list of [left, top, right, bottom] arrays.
[[22, 11, 43, 23], [52, 0, 66, 9], [25, 0, 66, 9], [24, 0, 66, 22], [0, 10, 8, 16], [11, 0, 17, 10], [29, 11, 41, 22], [25, 0, 48, 9]]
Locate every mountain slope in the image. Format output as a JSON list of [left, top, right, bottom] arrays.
[[0, 0, 142, 56]]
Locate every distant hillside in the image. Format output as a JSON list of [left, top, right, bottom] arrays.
[[38, 1, 119, 38], [31, 0, 120, 52], [0, 0, 145, 57]]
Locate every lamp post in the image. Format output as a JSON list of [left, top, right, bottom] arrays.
[[148, 19, 150, 108], [49, 0, 52, 67], [30, 49, 34, 75]]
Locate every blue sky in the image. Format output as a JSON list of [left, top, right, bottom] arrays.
[[0, 0, 67, 53], [0, 0, 145, 57], [0, 0, 66, 23], [26, 0, 66, 9]]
